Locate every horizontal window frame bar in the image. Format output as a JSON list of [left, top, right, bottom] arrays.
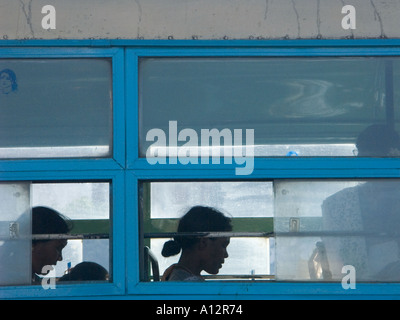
[[0, 169, 123, 180], [0, 146, 111, 159], [3, 39, 400, 49], [144, 231, 400, 238], [0, 159, 124, 172], [0, 47, 121, 57], [28, 233, 109, 240], [0, 234, 109, 241], [202, 274, 274, 280], [131, 47, 400, 58], [131, 157, 400, 169], [144, 232, 273, 238], [130, 281, 400, 297], [143, 217, 273, 233], [129, 167, 400, 181]]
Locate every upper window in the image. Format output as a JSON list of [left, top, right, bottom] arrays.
[[139, 57, 400, 158], [0, 59, 113, 159], [0, 48, 123, 299]]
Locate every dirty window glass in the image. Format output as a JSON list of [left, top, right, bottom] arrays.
[[0, 59, 112, 159], [140, 181, 274, 282], [0, 182, 111, 286], [141, 179, 400, 283], [139, 57, 400, 158], [275, 179, 400, 282], [0, 183, 31, 286]]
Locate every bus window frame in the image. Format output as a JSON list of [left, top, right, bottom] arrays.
[[126, 42, 400, 299], [2, 40, 400, 299]]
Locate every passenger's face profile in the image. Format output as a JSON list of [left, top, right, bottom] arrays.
[[32, 239, 67, 272], [202, 237, 230, 275]]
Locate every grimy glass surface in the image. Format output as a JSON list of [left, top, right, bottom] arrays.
[[139, 57, 400, 157], [141, 181, 273, 281], [141, 181, 274, 281], [0, 182, 110, 286], [0, 183, 31, 286], [143, 179, 400, 283], [0, 59, 112, 159], [274, 179, 400, 282], [31, 182, 110, 282]]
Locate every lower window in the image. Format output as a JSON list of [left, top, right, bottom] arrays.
[[0, 181, 111, 286], [140, 179, 400, 283]]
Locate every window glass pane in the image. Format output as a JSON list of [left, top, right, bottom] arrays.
[[143, 179, 400, 283], [150, 181, 273, 218], [0, 183, 31, 286], [150, 237, 271, 281], [274, 179, 400, 282], [0, 182, 111, 286], [31, 183, 110, 282], [139, 57, 400, 157], [0, 59, 112, 159], [140, 181, 273, 282]]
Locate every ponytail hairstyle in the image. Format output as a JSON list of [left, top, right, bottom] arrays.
[[161, 206, 232, 257]]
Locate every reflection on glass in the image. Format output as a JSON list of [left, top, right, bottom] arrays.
[[0, 59, 112, 159], [139, 57, 400, 157]]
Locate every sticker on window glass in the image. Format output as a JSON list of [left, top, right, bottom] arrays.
[[0, 69, 18, 95]]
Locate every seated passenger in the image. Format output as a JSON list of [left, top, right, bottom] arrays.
[[161, 206, 232, 281], [31, 206, 72, 284], [322, 124, 400, 281], [58, 261, 109, 282]]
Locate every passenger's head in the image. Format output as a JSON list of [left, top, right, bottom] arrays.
[[58, 261, 109, 282], [31, 206, 72, 275], [356, 124, 400, 157], [162, 205, 232, 275]]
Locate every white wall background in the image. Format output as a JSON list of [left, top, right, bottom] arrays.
[[0, 0, 399, 40]]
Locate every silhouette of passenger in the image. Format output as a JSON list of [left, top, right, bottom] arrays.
[[161, 206, 232, 281], [58, 261, 109, 282], [322, 124, 400, 281], [31, 206, 72, 284], [355, 124, 400, 157]]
